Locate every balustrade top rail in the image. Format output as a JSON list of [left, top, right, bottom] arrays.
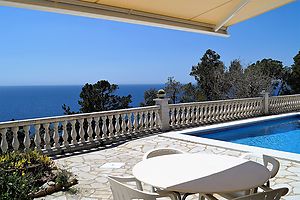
[[0, 105, 160, 129], [169, 97, 263, 107], [270, 94, 300, 99]]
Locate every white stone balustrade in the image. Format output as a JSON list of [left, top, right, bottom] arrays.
[[0, 93, 300, 155], [0, 106, 160, 155], [269, 94, 300, 114], [169, 97, 264, 127]]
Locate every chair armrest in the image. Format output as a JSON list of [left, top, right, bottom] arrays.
[[107, 176, 143, 190], [259, 185, 273, 191], [202, 194, 220, 200]]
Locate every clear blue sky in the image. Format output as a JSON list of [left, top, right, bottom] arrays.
[[0, 1, 299, 86]]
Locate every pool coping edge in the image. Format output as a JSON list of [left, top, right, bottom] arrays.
[[160, 112, 300, 163]]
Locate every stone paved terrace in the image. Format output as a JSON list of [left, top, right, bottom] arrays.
[[37, 134, 300, 200]]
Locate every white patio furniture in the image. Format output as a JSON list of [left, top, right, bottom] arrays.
[[262, 155, 280, 187], [143, 148, 185, 160], [143, 148, 187, 199], [133, 153, 271, 200], [108, 176, 179, 200], [220, 154, 280, 199], [204, 187, 288, 200]]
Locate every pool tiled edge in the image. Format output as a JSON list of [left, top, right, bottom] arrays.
[[162, 112, 300, 163]]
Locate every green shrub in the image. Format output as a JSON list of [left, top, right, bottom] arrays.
[[0, 150, 55, 199], [55, 169, 73, 186], [0, 170, 36, 200]]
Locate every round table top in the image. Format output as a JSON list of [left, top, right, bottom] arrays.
[[133, 153, 270, 194]]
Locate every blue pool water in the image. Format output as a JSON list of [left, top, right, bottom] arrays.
[[189, 115, 300, 154]]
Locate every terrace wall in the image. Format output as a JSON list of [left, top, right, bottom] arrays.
[[0, 93, 299, 155]]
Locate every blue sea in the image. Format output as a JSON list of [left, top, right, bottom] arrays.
[[0, 85, 164, 122]]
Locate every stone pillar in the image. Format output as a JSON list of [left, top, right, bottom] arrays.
[[261, 90, 269, 115], [154, 89, 170, 131]]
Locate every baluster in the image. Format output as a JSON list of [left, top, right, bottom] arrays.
[[87, 118, 93, 142], [144, 111, 149, 131], [211, 104, 216, 122], [94, 117, 101, 140], [71, 120, 78, 144], [79, 119, 85, 142], [127, 113, 133, 134], [34, 124, 41, 150], [219, 104, 223, 121], [44, 123, 51, 150], [186, 107, 191, 125], [241, 102, 245, 117], [133, 112, 138, 133], [238, 102, 243, 118], [181, 107, 186, 125], [12, 127, 19, 151], [155, 110, 161, 129], [176, 108, 180, 126], [232, 102, 238, 119], [138, 112, 143, 131], [115, 114, 121, 135], [244, 102, 248, 117], [223, 103, 229, 120], [194, 106, 199, 124], [215, 104, 220, 122], [202, 105, 207, 123], [243, 102, 248, 117], [108, 115, 114, 137], [0, 128, 8, 153], [23, 126, 31, 151], [254, 101, 258, 115], [61, 121, 69, 147], [230, 103, 235, 119], [220, 103, 225, 121], [170, 107, 175, 126], [190, 106, 195, 124], [237, 102, 243, 118], [245, 102, 250, 117], [198, 105, 203, 124], [207, 104, 212, 123], [213, 104, 218, 121], [101, 116, 108, 138], [212, 104, 217, 122], [247, 102, 251, 116], [149, 110, 154, 130], [121, 114, 127, 135], [53, 122, 60, 148]]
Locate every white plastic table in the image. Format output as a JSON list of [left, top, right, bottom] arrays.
[[133, 153, 270, 194]]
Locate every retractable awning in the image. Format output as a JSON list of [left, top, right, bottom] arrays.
[[0, 0, 295, 36]]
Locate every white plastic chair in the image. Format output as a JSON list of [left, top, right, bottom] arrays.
[[108, 176, 179, 200], [143, 148, 185, 192], [143, 148, 195, 200], [262, 155, 280, 187], [204, 187, 288, 200], [220, 154, 280, 199], [241, 153, 280, 187], [143, 148, 185, 160]]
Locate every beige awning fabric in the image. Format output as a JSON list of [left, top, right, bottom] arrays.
[[0, 0, 294, 36]]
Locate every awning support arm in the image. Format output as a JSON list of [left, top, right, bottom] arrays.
[[214, 0, 250, 32]]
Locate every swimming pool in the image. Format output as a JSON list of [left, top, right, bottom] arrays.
[[188, 114, 300, 154]]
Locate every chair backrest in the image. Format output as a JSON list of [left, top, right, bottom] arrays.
[[143, 148, 185, 160], [108, 176, 160, 200], [233, 188, 288, 200], [263, 155, 280, 179]]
